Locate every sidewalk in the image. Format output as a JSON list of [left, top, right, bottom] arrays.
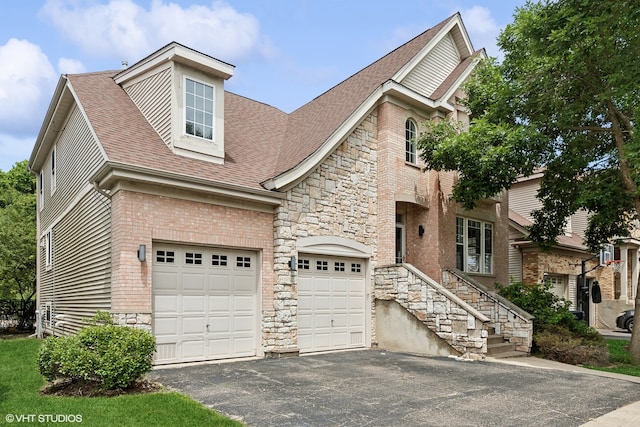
[[492, 355, 640, 426]]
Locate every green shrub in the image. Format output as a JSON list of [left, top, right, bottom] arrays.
[[497, 280, 609, 365], [38, 314, 156, 390], [534, 325, 609, 366], [497, 281, 585, 334]]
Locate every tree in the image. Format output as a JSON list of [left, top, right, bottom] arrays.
[[0, 161, 36, 329], [416, 0, 640, 359]]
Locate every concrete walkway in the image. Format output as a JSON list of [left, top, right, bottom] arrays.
[[150, 350, 640, 427], [492, 355, 640, 427]]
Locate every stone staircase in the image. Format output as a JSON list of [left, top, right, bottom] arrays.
[[487, 329, 528, 358]]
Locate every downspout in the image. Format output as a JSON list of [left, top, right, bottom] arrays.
[[51, 227, 56, 336], [93, 182, 112, 200]]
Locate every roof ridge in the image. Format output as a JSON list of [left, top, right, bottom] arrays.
[[270, 13, 458, 182]]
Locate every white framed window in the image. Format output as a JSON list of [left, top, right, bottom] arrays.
[[184, 77, 214, 141], [50, 146, 56, 194], [456, 217, 493, 274], [39, 172, 44, 210], [44, 231, 52, 269], [405, 119, 417, 164]]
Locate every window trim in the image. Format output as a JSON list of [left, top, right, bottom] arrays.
[[50, 146, 56, 194], [405, 119, 417, 164], [38, 172, 44, 210], [44, 231, 52, 270], [183, 76, 215, 142], [456, 217, 493, 274]]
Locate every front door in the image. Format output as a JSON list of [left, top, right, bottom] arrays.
[[395, 215, 405, 263]]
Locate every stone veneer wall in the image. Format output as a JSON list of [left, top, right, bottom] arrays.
[[374, 264, 489, 360], [441, 270, 533, 353], [112, 312, 152, 332], [270, 113, 379, 352]]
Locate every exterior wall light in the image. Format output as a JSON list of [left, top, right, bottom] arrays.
[[418, 225, 425, 237], [138, 244, 146, 262], [289, 255, 297, 271]]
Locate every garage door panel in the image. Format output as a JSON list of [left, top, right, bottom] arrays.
[[181, 316, 205, 334], [312, 295, 331, 311], [209, 295, 231, 312], [233, 295, 255, 311], [208, 339, 231, 356], [233, 315, 255, 333], [332, 314, 348, 327], [154, 272, 179, 290], [333, 295, 348, 310], [297, 313, 314, 328], [153, 245, 258, 364], [209, 275, 231, 292], [232, 337, 255, 354], [154, 317, 178, 338], [182, 273, 205, 291], [233, 277, 255, 293], [181, 340, 206, 360], [349, 313, 365, 327], [182, 296, 205, 313], [208, 316, 230, 333], [154, 295, 179, 313], [349, 296, 364, 309]]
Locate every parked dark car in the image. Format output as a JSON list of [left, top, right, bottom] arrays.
[[616, 309, 634, 333]]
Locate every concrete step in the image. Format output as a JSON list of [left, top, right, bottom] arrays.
[[487, 342, 516, 355], [487, 334, 506, 345], [486, 350, 529, 359]]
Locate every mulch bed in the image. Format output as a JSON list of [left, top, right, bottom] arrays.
[[40, 379, 164, 397]]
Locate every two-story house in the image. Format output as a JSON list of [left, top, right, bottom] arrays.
[[509, 172, 639, 328], [29, 13, 532, 364]]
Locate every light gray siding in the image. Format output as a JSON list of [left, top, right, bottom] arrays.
[[39, 106, 106, 230], [123, 67, 172, 146], [402, 33, 460, 98], [37, 102, 111, 335], [39, 191, 111, 335], [509, 179, 542, 221], [508, 226, 523, 282]]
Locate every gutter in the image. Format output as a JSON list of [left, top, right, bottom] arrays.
[[91, 161, 284, 206]]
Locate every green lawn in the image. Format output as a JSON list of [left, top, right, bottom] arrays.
[[0, 338, 244, 427], [585, 339, 640, 377]]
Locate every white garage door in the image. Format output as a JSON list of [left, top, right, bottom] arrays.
[[297, 254, 366, 353], [152, 244, 257, 364]]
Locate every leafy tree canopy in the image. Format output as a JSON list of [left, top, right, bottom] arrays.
[[0, 161, 36, 328], [417, 0, 640, 250]]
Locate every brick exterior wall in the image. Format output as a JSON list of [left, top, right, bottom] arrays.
[[109, 189, 274, 336]]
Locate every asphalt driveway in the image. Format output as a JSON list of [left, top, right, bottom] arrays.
[[149, 350, 640, 427]]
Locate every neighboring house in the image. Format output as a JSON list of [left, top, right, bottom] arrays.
[[29, 13, 532, 364], [509, 172, 639, 328]]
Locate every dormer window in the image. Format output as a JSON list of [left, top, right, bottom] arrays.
[[185, 77, 214, 141]]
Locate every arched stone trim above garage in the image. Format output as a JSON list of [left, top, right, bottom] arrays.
[[296, 236, 371, 258]]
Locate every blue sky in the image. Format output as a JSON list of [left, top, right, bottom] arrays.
[[0, 0, 527, 172]]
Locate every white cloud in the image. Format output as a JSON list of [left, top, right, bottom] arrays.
[[41, 0, 273, 64], [460, 6, 502, 59], [58, 58, 87, 74], [0, 39, 57, 137]]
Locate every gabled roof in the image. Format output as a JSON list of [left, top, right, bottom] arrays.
[[509, 209, 589, 252], [30, 13, 483, 199]]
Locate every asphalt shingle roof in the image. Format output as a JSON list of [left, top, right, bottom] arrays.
[[67, 14, 470, 192]]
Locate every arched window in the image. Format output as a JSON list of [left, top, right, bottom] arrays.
[[405, 119, 417, 163]]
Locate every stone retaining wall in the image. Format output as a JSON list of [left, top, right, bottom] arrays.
[[374, 264, 489, 360], [441, 270, 533, 353]]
